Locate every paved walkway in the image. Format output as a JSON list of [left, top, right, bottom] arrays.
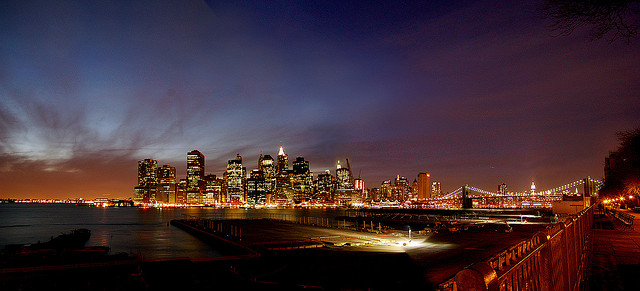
[[586, 209, 640, 290]]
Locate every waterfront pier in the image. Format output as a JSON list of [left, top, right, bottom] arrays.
[[170, 214, 550, 289], [170, 218, 406, 253]]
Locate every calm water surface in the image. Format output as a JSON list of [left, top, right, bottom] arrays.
[[0, 204, 346, 258]]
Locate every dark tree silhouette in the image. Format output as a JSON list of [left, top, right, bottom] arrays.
[[542, 0, 640, 43], [602, 128, 640, 199]]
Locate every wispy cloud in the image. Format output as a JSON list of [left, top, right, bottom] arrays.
[[0, 1, 638, 198]]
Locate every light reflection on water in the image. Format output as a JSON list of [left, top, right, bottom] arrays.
[[0, 204, 347, 258]]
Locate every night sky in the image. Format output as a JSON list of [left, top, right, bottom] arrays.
[[1, 0, 639, 199]]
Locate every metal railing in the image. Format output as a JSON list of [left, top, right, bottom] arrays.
[[438, 205, 593, 291]]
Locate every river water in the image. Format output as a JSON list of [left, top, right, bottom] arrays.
[[0, 204, 347, 259]]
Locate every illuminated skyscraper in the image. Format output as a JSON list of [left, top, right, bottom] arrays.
[[380, 180, 392, 201], [335, 160, 354, 204], [530, 180, 536, 194], [292, 156, 312, 203], [393, 175, 409, 202], [353, 178, 365, 203], [411, 178, 419, 200], [157, 164, 176, 204], [133, 158, 158, 204], [137, 159, 158, 187], [186, 150, 205, 204], [417, 172, 431, 200], [176, 179, 187, 204], [259, 154, 276, 202], [203, 174, 220, 205], [314, 170, 335, 202], [369, 187, 381, 202], [354, 178, 364, 192], [225, 154, 244, 203], [292, 156, 309, 175], [275, 146, 292, 202], [431, 181, 442, 197], [247, 169, 266, 205], [276, 146, 289, 174], [335, 161, 353, 190]]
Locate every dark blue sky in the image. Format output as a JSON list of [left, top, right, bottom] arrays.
[[1, 0, 639, 198]]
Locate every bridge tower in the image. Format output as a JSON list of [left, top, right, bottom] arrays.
[[462, 186, 473, 208], [583, 177, 597, 196]]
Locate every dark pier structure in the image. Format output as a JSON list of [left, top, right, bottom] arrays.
[[168, 216, 550, 290], [169, 218, 426, 290]]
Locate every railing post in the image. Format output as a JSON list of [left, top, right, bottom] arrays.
[[561, 219, 571, 291], [534, 232, 551, 291], [454, 262, 497, 291]]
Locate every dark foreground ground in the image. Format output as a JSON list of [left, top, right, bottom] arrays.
[[585, 211, 640, 291], [1, 218, 548, 290], [0, 250, 424, 290], [6, 210, 640, 290]]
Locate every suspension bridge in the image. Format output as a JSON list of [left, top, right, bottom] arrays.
[[423, 177, 603, 208]]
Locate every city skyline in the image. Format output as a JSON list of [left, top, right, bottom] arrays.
[[132, 146, 593, 206], [1, 1, 639, 199]]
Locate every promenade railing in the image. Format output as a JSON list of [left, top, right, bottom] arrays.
[[438, 205, 593, 291]]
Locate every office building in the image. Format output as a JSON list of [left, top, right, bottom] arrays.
[[277, 146, 288, 174], [417, 172, 431, 200], [133, 158, 158, 204], [314, 170, 335, 202], [394, 175, 409, 202], [259, 154, 276, 203], [186, 150, 205, 204], [432, 181, 442, 197], [335, 160, 354, 204], [203, 174, 221, 205], [176, 179, 187, 204], [275, 146, 292, 202], [225, 154, 244, 203], [380, 180, 392, 201], [292, 156, 312, 203], [157, 164, 176, 203], [247, 169, 266, 205]]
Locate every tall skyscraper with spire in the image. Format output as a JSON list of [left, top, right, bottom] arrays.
[[276, 146, 289, 174], [275, 146, 292, 202], [530, 180, 536, 194]]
